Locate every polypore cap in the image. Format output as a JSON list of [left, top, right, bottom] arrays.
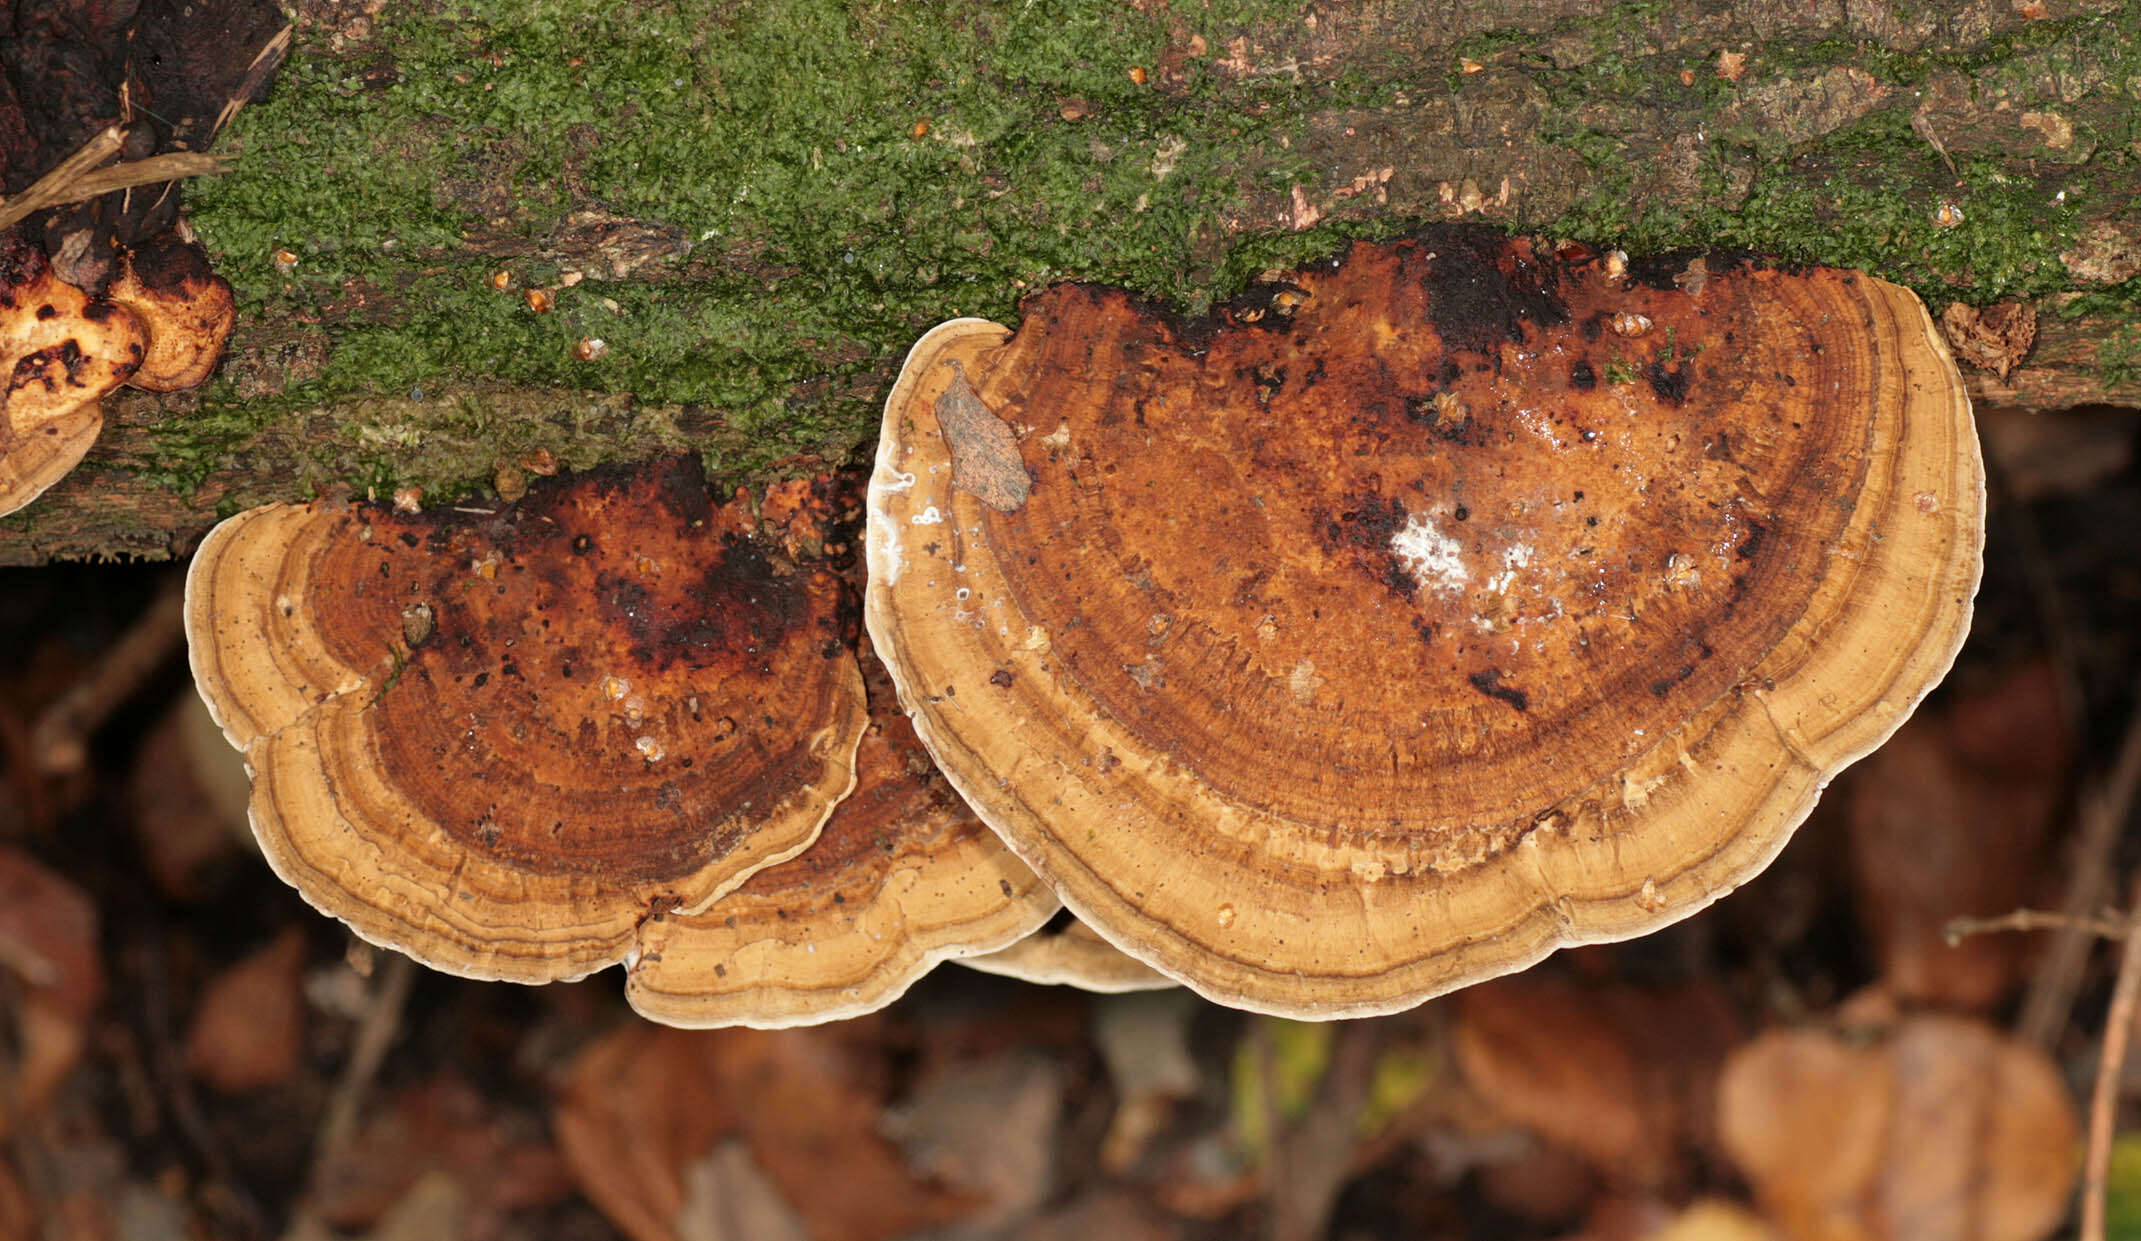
[[0, 232, 145, 516], [866, 227, 1984, 1018], [186, 455, 869, 982]]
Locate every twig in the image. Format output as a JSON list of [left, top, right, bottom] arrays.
[[30, 576, 187, 776], [211, 26, 294, 139], [1267, 1022, 1381, 1241], [0, 130, 237, 233], [1944, 908, 2129, 945], [68, 152, 236, 201], [280, 950, 416, 1241], [315, 950, 417, 1160], [0, 127, 123, 231], [2081, 873, 2141, 1241], [2021, 687, 2141, 1048], [0, 21, 287, 233]]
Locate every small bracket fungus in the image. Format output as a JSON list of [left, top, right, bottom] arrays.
[[867, 228, 1984, 1019], [625, 624, 1059, 1028], [186, 456, 868, 983], [0, 233, 146, 517], [105, 238, 237, 392], [0, 232, 238, 517]]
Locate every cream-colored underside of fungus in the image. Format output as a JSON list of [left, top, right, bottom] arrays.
[[960, 917, 1176, 994]]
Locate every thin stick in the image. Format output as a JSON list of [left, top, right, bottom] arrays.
[[65, 152, 235, 200], [0, 127, 124, 231], [2081, 873, 2141, 1241], [1944, 908, 2129, 946], [278, 951, 417, 1241], [211, 26, 294, 139], [315, 951, 417, 1160], [2022, 690, 2141, 1047], [31, 577, 187, 775]]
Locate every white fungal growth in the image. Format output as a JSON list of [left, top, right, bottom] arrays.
[[912, 505, 945, 526], [1389, 512, 1469, 594], [1486, 542, 1534, 594]]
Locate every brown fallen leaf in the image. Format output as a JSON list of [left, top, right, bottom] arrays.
[[0, 847, 101, 1139], [881, 1051, 1063, 1230], [1455, 974, 1740, 1189], [312, 1077, 572, 1235], [127, 693, 250, 900], [1457, 974, 1655, 1183], [552, 1026, 731, 1241], [184, 926, 307, 1093], [555, 1024, 974, 1241], [675, 1141, 813, 1241], [1846, 660, 2068, 1011], [1717, 1015, 2077, 1241]]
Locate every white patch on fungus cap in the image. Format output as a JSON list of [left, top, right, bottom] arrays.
[[1389, 512, 1468, 593]]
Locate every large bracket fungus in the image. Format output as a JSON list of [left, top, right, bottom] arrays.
[[625, 622, 1059, 1028], [187, 457, 868, 983], [866, 228, 1984, 1019]]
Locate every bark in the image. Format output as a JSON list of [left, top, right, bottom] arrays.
[[4, 0, 2138, 565]]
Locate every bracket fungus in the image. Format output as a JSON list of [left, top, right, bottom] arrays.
[[625, 624, 1058, 1028], [866, 228, 1984, 1019], [0, 233, 145, 516], [186, 457, 868, 983], [105, 237, 237, 393], [0, 233, 236, 517]]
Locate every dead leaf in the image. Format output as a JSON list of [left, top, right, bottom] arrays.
[[314, 1077, 572, 1233], [555, 1024, 974, 1241], [1939, 302, 2038, 381], [1458, 975, 1652, 1180], [127, 694, 250, 899], [553, 1026, 733, 1241], [1456, 975, 1736, 1188], [881, 1051, 1062, 1229], [356, 1172, 468, 1241], [1094, 990, 1202, 1174], [937, 363, 1030, 512], [674, 1141, 811, 1241], [184, 926, 307, 1092], [0, 847, 101, 1138], [1718, 1015, 2077, 1241], [1846, 661, 2068, 1010], [1716, 50, 1748, 81]]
